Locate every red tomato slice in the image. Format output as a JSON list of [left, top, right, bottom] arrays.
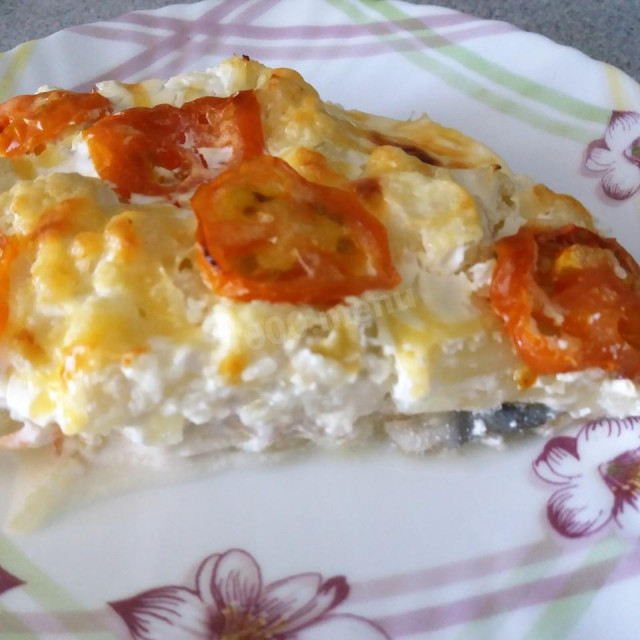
[[85, 91, 263, 200], [490, 224, 640, 378], [182, 92, 264, 161], [192, 155, 400, 305], [0, 90, 112, 156], [0, 235, 20, 334]]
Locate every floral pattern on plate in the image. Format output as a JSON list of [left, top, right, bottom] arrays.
[[585, 111, 640, 201], [110, 548, 390, 640], [534, 416, 640, 538], [0, 565, 24, 596]]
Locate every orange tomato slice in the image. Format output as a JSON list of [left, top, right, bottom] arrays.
[[192, 155, 400, 305], [490, 224, 640, 378], [0, 90, 112, 156], [85, 91, 263, 200], [0, 235, 20, 334]]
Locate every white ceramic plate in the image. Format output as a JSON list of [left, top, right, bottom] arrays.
[[1, 1, 640, 638]]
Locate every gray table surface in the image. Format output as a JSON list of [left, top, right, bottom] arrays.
[[0, 0, 638, 82]]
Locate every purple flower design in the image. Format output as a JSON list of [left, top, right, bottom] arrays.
[[0, 566, 24, 596], [585, 111, 640, 200], [534, 417, 640, 538], [110, 548, 390, 640]]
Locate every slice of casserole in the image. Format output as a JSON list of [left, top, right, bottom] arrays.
[[0, 56, 637, 526]]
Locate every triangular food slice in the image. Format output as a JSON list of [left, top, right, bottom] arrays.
[[0, 57, 637, 524]]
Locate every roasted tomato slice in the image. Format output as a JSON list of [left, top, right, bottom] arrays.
[[490, 224, 640, 378], [0, 235, 20, 334], [0, 89, 112, 157], [192, 155, 400, 305], [182, 92, 264, 161], [85, 91, 263, 199]]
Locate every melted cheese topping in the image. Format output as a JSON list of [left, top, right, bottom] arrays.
[[2, 174, 202, 434]]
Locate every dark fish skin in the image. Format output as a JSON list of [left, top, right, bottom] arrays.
[[457, 403, 553, 443]]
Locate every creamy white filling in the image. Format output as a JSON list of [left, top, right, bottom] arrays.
[[43, 137, 99, 179], [198, 146, 232, 172]]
